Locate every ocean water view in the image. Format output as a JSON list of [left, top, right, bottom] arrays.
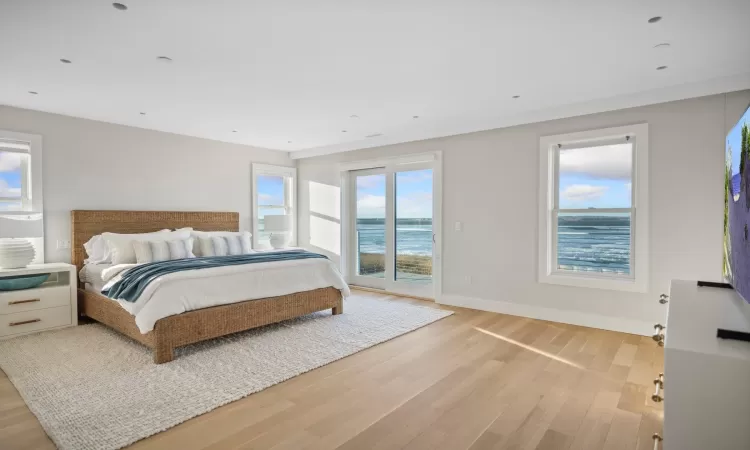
[[356, 215, 630, 275], [357, 219, 433, 256], [557, 214, 631, 274]]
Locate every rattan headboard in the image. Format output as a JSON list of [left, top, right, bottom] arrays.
[[70, 210, 239, 272]]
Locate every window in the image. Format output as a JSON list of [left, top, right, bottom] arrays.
[[252, 164, 296, 249], [538, 124, 649, 292], [0, 131, 41, 213]]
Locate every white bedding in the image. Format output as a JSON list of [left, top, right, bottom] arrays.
[[79, 263, 113, 291], [89, 257, 349, 334]]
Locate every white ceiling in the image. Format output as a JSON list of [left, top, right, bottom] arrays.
[[2, 0, 749, 159]]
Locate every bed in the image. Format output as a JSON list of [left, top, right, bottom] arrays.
[[73, 210, 345, 364]]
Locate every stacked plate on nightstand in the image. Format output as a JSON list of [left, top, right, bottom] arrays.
[[0, 238, 36, 269]]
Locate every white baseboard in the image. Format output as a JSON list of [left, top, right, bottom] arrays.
[[438, 294, 653, 336]]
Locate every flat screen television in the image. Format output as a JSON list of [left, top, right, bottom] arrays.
[[724, 104, 750, 303]]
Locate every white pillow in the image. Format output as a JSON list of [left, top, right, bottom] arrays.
[[191, 230, 252, 256], [132, 240, 154, 264], [198, 237, 215, 257], [149, 241, 171, 262], [89, 229, 170, 264], [133, 238, 196, 263], [167, 238, 194, 260], [211, 236, 229, 256], [105, 228, 192, 265], [225, 235, 243, 255], [83, 235, 109, 264]]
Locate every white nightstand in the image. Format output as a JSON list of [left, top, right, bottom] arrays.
[[0, 263, 78, 339]]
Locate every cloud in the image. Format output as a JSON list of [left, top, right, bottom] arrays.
[[0, 152, 21, 172], [356, 194, 385, 218], [258, 193, 283, 205], [561, 184, 609, 203], [397, 192, 432, 218], [356, 175, 384, 190], [560, 144, 632, 180], [0, 179, 21, 198]]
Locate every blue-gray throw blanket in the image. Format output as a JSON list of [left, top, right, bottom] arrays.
[[103, 250, 328, 303]]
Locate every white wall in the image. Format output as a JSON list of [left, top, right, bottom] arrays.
[[297, 90, 750, 335], [0, 105, 294, 263]]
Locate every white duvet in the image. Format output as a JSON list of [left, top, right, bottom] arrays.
[[98, 257, 350, 334]]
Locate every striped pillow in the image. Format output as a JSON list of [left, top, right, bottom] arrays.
[[225, 235, 243, 255], [133, 238, 196, 264], [211, 236, 229, 257], [191, 231, 252, 256], [196, 235, 253, 257]]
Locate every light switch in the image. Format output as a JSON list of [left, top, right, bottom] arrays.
[[56, 239, 71, 250], [454, 221, 462, 232]]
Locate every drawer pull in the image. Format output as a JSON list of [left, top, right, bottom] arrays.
[[659, 294, 669, 304], [9, 318, 41, 327], [8, 298, 41, 306], [653, 433, 663, 449], [652, 324, 665, 346], [652, 373, 664, 402]]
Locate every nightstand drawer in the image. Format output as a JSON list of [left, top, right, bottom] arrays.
[[0, 286, 71, 315], [0, 306, 71, 337]]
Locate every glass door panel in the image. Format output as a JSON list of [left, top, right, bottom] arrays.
[[395, 169, 433, 284], [353, 171, 387, 288], [348, 163, 437, 297]]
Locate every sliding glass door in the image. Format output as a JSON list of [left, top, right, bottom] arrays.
[[349, 162, 436, 298], [351, 169, 388, 289]]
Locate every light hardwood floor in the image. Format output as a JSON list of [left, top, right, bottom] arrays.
[[0, 290, 663, 450]]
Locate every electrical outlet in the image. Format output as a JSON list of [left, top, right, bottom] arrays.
[[454, 221, 463, 232], [56, 239, 71, 250], [464, 275, 472, 284]]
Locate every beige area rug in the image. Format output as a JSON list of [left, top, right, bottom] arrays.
[[0, 296, 452, 450]]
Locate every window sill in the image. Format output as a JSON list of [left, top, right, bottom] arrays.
[[539, 272, 647, 293], [0, 209, 37, 216]]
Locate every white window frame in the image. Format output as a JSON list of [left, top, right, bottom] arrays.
[[0, 130, 43, 214], [538, 124, 649, 293], [251, 163, 296, 249]]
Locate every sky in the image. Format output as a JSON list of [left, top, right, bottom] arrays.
[[257, 175, 285, 218], [0, 151, 22, 199], [356, 169, 433, 219], [558, 143, 632, 209], [727, 106, 750, 176]]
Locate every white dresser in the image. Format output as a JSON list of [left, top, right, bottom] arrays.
[[660, 280, 750, 450], [0, 263, 77, 338]]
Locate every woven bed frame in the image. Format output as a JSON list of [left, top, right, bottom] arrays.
[[72, 210, 343, 364]]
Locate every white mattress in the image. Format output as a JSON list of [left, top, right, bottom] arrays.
[[79, 263, 112, 292], [87, 257, 349, 334]]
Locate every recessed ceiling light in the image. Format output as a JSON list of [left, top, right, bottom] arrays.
[[60, 58, 72, 64], [232, 129, 238, 133], [512, 95, 520, 99], [139, 112, 146, 115], [156, 56, 173, 62], [656, 65, 668, 70], [288, 141, 292, 144], [654, 43, 670, 48], [28, 91, 38, 95], [112, 2, 128, 11], [350, 115, 359, 119], [412, 115, 420, 119], [341, 130, 347, 133], [648, 16, 662, 23]]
